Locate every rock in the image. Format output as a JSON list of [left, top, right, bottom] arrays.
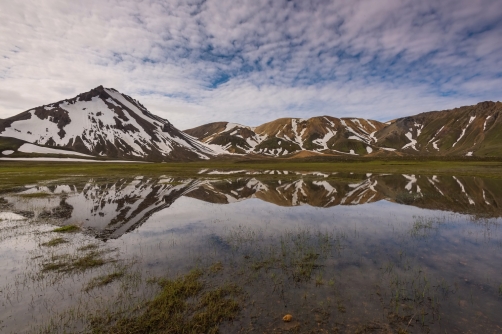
[[283, 314, 293, 322]]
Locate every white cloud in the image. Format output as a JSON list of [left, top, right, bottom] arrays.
[[0, 0, 501, 129]]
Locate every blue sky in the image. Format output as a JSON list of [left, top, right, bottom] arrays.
[[0, 0, 501, 129]]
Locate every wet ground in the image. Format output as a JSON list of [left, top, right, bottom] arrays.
[[0, 171, 501, 333]]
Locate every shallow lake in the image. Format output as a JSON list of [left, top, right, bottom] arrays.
[[1, 171, 501, 333]]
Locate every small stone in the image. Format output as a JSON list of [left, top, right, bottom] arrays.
[[283, 314, 293, 322]]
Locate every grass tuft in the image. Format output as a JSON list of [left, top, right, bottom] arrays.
[[41, 237, 68, 247], [92, 268, 241, 333], [78, 244, 99, 252], [42, 250, 114, 273], [85, 271, 125, 291]]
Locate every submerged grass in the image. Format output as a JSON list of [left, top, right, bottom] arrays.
[[52, 225, 80, 233], [92, 268, 241, 334], [85, 270, 125, 292], [42, 250, 114, 273], [41, 237, 68, 247]]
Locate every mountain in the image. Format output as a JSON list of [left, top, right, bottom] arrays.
[[185, 116, 387, 157], [185, 101, 502, 157], [0, 86, 215, 161], [375, 101, 502, 157], [1, 86, 500, 161]]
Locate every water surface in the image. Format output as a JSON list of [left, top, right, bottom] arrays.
[[1, 171, 501, 333]]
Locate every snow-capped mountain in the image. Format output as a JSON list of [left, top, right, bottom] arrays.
[[1, 86, 500, 160], [184, 116, 387, 157], [186, 101, 502, 157], [0, 86, 215, 161]]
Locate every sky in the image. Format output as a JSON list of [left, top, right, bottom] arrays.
[[0, 0, 501, 130]]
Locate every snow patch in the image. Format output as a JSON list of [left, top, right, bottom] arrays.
[[428, 126, 444, 150], [18, 143, 93, 157], [452, 116, 475, 147], [348, 136, 365, 142], [0, 158, 148, 163], [313, 129, 336, 150], [207, 170, 246, 175], [369, 131, 377, 143], [466, 151, 473, 157], [2, 150, 14, 155], [402, 132, 418, 151], [483, 116, 491, 131], [366, 146, 373, 154], [323, 117, 336, 128]]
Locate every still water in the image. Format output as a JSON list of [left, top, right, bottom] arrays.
[[1, 171, 501, 333]]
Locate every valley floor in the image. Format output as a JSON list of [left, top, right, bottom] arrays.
[[1, 157, 502, 190]]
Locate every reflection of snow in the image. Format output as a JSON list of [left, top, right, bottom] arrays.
[[428, 177, 444, 196], [453, 176, 474, 205], [403, 174, 417, 191], [313, 181, 337, 195], [0, 212, 27, 220], [483, 189, 491, 205]]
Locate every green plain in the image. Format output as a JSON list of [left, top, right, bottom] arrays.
[[1, 157, 502, 190]]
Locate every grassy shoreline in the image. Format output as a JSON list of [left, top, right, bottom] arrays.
[[1, 158, 502, 190]]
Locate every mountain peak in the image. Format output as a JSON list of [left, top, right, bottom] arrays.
[[0, 87, 215, 161]]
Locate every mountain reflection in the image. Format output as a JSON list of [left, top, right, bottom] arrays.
[[4, 172, 501, 239]]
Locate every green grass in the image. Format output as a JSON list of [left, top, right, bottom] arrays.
[[42, 250, 114, 273], [1, 158, 502, 191], [78, 244, 99, 252], [52, 225, 80, 233], [41, 237, 68, 247], [85, 270, 125, 291], [92, 268, 241, 334]]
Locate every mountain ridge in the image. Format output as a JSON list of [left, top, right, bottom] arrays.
[[1, 86, 501, 160], [185, 101, 502, 158]]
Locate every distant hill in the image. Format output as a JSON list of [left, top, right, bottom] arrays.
[[186, 101, 502, 158]]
